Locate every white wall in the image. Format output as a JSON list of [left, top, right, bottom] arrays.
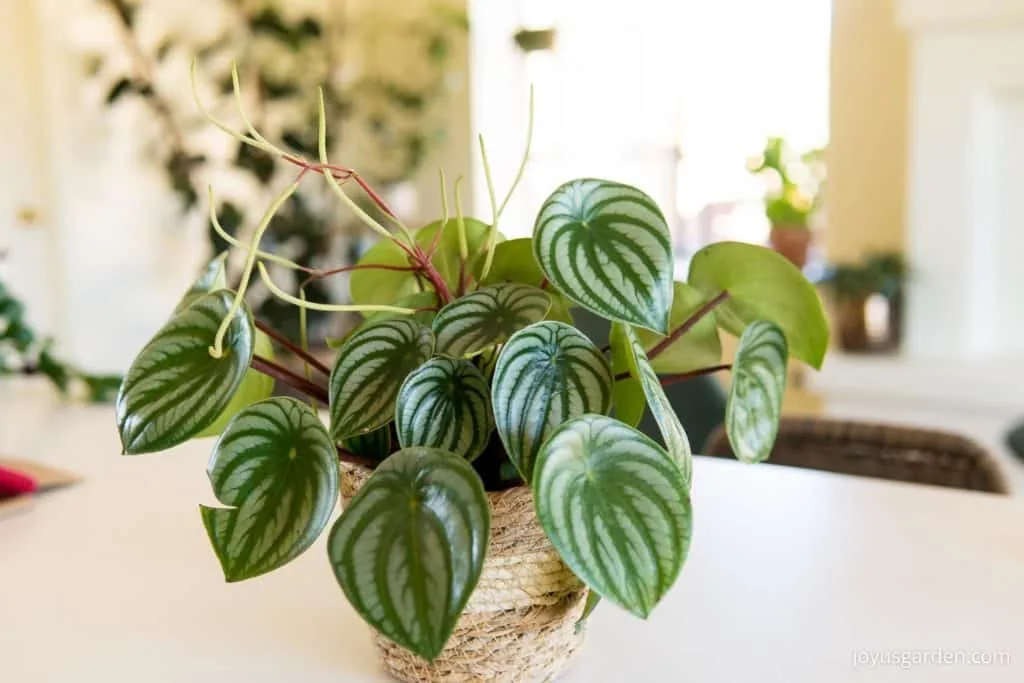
[[0, 0, 64, 338], [899, 0, 1024, 359]]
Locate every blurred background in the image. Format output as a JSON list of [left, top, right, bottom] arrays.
[[4, 0, 1024, 488]]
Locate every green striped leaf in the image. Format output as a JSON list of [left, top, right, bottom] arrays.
[[117, 290, 254, 454], [328, 447, 490, 661], [396, 358, 493, 460], [175, 252, 228, 313], [637, 282, 722, 374], [687, 241, 829, 369], [491, 321, 613, 481], [726, 321, 789, 463], [341, 425, 392, 463], [534, 178, 673, 333], [432, 283, 550, 358], [479, 238, 574, 324], [194, 329, 274, 439], [533, 414, 692, 619], [350, 218, 491, 310], [200, 397, 339, 581], [614, 324, 694, 487], [329, 318, 434, 440]]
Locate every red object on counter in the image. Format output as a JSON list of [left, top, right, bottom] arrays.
[[0, 466, 37, 498]]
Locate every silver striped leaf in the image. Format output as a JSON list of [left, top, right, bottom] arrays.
[[341, 424, 392, 463], [726, 321, 789, 464], [329, 318, 435, 441], [687, 240, 828, 369], [476, 237, 574, 324], [491, 321, 613, 482], [533, 178, 674, 334], [432, 283, 551, 358], [116, 290, 254, 454], [614, 324, 694, 487], [194, 329, 275, 439], [533, 414, 692, 619], [328, 447, 490, 661], [200, 397, 339, 581], [396, 358, 493, 461]]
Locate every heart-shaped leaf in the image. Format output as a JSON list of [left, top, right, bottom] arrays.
[[726, 321, 788, 463], [614, 324, 694, 487], [366, 291, 440, 326], [477, 237, 544, 286], [341, 425, 392, 463], [396, 358, 493, 460], [479, 238, 575, 324], [534, 178, 673, 333], [329, 318, 434, 440], [432, 283, 551, 357], [636, 282, 722, 374], [349, 218, 491, 309], [175, 252, 228, 312], [200, 397, 339, 581], [328, 447, 490, 661], [117, 290, 254, 454], [492, 321, 613, 481], [194, 329, 275, 439], [534, 414, 692, 619], [687, 241, 828, 369]]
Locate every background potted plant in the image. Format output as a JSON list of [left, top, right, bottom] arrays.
[[748, 137, 826, 268], [823, 252, 907, 353], [115, 73, 829, 682]]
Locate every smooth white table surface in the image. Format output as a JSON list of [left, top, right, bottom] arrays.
[[2, 381, 1023, 682]]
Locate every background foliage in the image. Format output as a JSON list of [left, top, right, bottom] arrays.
[[0, 279, 121, 401], [91, 0, 467, 338]]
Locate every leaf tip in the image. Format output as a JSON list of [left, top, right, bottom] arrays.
[[627, 599, 655, 620]]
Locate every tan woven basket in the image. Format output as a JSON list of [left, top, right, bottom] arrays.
[[340, 462, 588, 683]]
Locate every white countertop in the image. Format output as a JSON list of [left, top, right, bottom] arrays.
[[2, 380, 1023, 682]]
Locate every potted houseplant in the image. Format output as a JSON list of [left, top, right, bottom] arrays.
[[748, 137, 826, 268], [824, 252, 907, 353], [116, 73, 829, 682]]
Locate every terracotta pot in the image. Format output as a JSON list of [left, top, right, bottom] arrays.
[[340, 462, 587, 683], [769, 225, 811, 269]]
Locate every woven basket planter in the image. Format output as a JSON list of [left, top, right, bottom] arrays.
[[340, 462, 588, 683]]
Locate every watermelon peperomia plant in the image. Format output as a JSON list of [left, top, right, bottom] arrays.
[[116, 71, 829, 662]]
